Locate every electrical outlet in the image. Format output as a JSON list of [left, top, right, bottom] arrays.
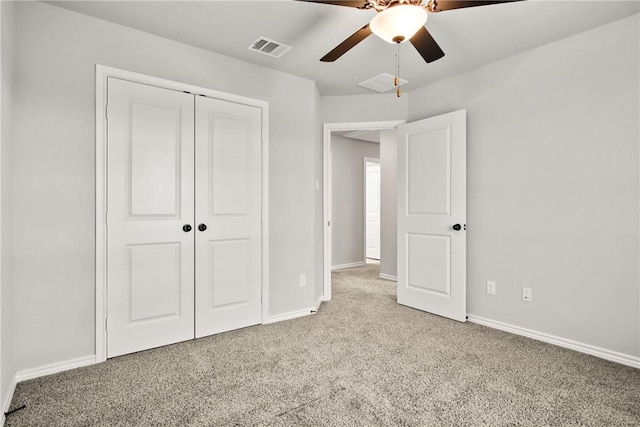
[[522, 287, 532, 302], [486, 280, 496, 295], [299, 274, 306, 287]]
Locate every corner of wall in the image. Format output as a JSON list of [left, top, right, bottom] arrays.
[[313, 84, 324, 306], [1, 373, 17, 425], [378, 129, 398, 279], [0, 0, 16, 420]]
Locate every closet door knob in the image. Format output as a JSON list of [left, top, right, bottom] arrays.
[[198, 223, 207, 232], [182, 224, 192, 232], [452, 224, 462, 231]]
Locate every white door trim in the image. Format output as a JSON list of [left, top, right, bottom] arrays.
[[95, 65, 269, 363], [322, 121, 404, 301]]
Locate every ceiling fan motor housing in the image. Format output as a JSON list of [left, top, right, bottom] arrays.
[[368, 0, 433, 10], [369, 4, 429, 44]]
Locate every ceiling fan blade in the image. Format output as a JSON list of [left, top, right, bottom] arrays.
[[320, 24, 373, 62], [410, 27, 445, 63], [294, 0, 371, 9], [429, 0, 523, 12]]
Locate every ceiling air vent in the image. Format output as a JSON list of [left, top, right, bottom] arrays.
[[248, 37, 292, 59], [358, 73, 408, 93]]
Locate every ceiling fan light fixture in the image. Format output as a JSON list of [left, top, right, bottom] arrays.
[[370, 5, 428, 44]]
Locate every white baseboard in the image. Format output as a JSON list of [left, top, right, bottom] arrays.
[[265, 306, 317, 324], [467, 314, 640, 369], [379, 273, 397, 282], [14, 355, 96, 383], [331, 261, 365, 271], [313, 295, 323, 312], [1, 373, 17, 426], [2, 355, 96, 424]]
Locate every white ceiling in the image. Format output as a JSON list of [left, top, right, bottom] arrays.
[[47, 0, 640, 96]]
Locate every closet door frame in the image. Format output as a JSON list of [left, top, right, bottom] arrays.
[[95, 65, 270, 363]]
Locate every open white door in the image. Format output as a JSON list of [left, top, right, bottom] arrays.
[[397, 110, 466, 322]]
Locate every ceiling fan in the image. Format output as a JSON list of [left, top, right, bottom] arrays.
[[296, 0, 522, 63]]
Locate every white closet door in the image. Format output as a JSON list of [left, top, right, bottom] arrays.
[[194, 96, 262, 338], [106, 78, 195, 357]]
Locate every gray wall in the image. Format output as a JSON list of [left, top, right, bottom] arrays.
[[408, 15, 640, 357], [331, 135, 380, 267], [321, 94, 408, 124], [379, 130, 397, 279], [1, 0, 15, 413], [8, 1, 321, 372]]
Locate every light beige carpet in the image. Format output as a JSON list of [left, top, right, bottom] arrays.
[[6, 264, 640, 426]]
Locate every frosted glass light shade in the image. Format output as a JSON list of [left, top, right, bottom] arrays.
[[370, 5, 428, 44]]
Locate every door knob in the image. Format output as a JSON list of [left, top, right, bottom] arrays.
[[182, 224, 192, 232], [452, 224, 462, 231], [198, 223, 207, 232]]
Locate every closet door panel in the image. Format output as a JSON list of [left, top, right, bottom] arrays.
[[209, 115, 250, 216], [106, 78, 195, 358], [195, 97, 262, 338], [208, 239, 251, 308]]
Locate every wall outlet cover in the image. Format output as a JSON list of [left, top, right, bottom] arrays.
[[486, 280, 496, 295]]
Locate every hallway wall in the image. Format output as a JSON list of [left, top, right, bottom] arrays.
[[331, 135, 380, 268]]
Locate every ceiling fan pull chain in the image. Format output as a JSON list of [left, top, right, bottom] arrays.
[[396, 41, 401, 97], [394, 40, 399, 87]]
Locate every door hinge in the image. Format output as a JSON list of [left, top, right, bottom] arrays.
[[105, 105, 109, 120], [105, 211, 108, 226], [104, 317, 108, 331]]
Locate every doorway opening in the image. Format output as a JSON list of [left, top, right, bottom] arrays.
[[322, 121, 404, 301], [324, 111, 467, 323]]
